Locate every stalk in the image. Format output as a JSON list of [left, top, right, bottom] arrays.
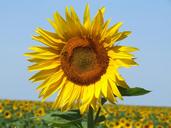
[[87, 106, 94, 128]]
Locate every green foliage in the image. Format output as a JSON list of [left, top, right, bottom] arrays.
[[95, 115, 106, 123], [118, 86, 151, 96], [42, 110, 83, 128]]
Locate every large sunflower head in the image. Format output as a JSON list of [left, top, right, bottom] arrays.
[[25, 4, 138, 114]]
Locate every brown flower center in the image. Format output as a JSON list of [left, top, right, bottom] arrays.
[[71, 47, 97, 72], [61, 37, 109, 85]]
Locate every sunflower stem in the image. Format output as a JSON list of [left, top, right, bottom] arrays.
[[87, 106, 95, 128]]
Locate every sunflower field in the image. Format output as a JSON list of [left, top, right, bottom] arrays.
[[0, 99, 171, 128]]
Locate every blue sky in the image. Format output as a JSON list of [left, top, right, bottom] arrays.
[[0, 0, 171, 106]]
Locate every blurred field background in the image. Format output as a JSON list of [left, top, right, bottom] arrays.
[[0, 99, 171, 128]]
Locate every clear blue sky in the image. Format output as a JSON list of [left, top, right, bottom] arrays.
[[0, 0, 171, 106]]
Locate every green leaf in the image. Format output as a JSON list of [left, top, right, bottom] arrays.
[[118, 86, 151, 96], [42, 110, 83, 128], [95, 115, 106, 123]]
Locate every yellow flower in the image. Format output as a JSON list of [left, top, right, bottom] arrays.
[[0, 103, 3, 113], [143, 123, 154, 128], [134, 121, 142, 128], [108, 122, 115, 128], [12, 102, 18, 110], [16, 111, 23, 118], [25, 4, 138, 113], [34, 107, 46, 117], [119, 117, 126, 125], [3, 110, 12, 119], [114, 121, 120, 127], [156, 125, 163, 128], [4, 99, 11, 105]]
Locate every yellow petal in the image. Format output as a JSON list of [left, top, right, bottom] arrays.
[[70, 6, 80, 23], [24, 52, 59, 60], [106, 22, 123, 37], [116, 76, 129, 89], [99, 75, 108, 98], [47, 19, 65, 40], [105, 65, 117, 82], [59, 82, 74, 107], [115, 31, 131, 42], [90, 97, 97, 110], [36, 69, 63, 90], [104, 32, 123, 48], [83, 4, 91, 29], [107, 84, 116, 103], [65, 6, 71, 22], [115, 59, 138, 68], [29, 69, 57, 82], [108, 49, 134, 60], [111, 46, 139, 53], [109, 57, 137, 69], [51, 11, 71, 40], [80, 103, 89, 114], [90, 7, 105, 38], [66, 85, 81, 109], [107, 60, 129, 89], [80, 85, 94, 113], [99, 7, 106, 15], [42, 76, 66, 102], [100, 19, 111, 42], [38, 76, 63, 99], [27, 58, 45, 63], [35, 28, 66, 44], [91, 10, 104, 38], [28, 46, 57, 54], [28, 60, 60, 71], [52, 81, 74, 108], [115, 72, 129, 88], [32, 35, 59, 50], [108, 79, 122, 99], [94, 82, 102, 99], [51, 81, 66, 108], [81, 85, 92, 104]]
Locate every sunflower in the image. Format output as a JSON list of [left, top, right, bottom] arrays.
[[34, 107, 46, 117], [3, 110, 12, 119], [0, 103, 3, 113], [25, 4, 138, 113], [16, 111, 23, 118], [12, 102, 18, 110]]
